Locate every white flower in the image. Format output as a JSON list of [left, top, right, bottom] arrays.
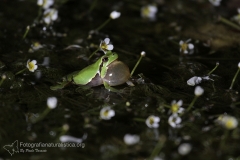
[[62, 124, 69, 131], [232, 8, 240, 25], [168, 114, 182, 128], [233, 14, 240, 25], [31, 42, 43, 51], [178, 143, 192, 155], [146, 115, 160, 128], [26, 59, 38, 72], [1, 74, 6, 79], [37, 0, 54, 9], [209, 0, 222, 6], [123, 134, 140, 145], [216, 115, 238, 130], [201, 76, 213, 81], [238, 62, 240, 68], [141, 5, 158, 20], [25, 112, 38, 123], [170, 100, 184, 114], [60, 135, 82, 143], [100, 38, 114, 53], [43, 8, 58, 24], [179, 39, 194, 54], [194, 86, 204, 96], [187, 76, 202, 86], [110, 11, 121, 19], [100, 107, 115, 120], [47, 97, 58, 109], [141, 51, 146, 56]]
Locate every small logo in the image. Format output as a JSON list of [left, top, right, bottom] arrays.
[[3, 140, 19, 156]]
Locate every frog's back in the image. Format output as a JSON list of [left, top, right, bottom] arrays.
[[71, 60, 102, 85]]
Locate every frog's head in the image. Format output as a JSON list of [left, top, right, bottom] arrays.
[[101, 51, 118, 67], [100, 51, 118, 78]]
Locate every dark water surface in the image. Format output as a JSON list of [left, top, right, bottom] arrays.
[[1, 0, 240, 159]]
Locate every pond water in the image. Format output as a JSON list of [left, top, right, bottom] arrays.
[[1, 0, 240, 159]]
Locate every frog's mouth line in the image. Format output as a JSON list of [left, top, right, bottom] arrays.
[[99, 59, 119, 75]]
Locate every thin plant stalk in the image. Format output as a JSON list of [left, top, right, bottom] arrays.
[[149, 136, 166, 159], [132, 118, 145, 122], [229, 68, 240, 90], [187, 96, 198, 111], [88, 48, 100, 59], [95, 18, 111, 32], [15, 68, 27, 75], [207, 62, 219, 75], [220, 130, 229, 150], [22, 26, 30, 39], [130, 54, 144, 77], [88, 0, 98, 13], [33, 108, 51, 123], [219, 16, 240, 31]]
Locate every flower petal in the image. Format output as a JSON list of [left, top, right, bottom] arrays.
[[110, 11, 121, 19], [177, 100, 183, 107], [51, 10, 58, 21], [179, 40, 184, 45], [31, 60, 37, 65], [104, 38, 110, 44], [107, 44, 113, 50], [26, 59, 30, 68], [188, 44, 194, 49]]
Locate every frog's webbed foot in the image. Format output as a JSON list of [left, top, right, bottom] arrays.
[[50, 81, 70, 90], [103, 82, 121, 93]]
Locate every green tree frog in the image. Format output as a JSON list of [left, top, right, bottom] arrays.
[[50, 51, 131, 92]]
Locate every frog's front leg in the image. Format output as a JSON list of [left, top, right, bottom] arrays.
[[103, 81, 120, 92], [50, 81, 71, 90]]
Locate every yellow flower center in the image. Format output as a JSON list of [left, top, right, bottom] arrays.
[[142, 7, 150, 16], [34, 42, 41, 47], [171, 104, 179, 113], [181, 43, 188, 52], [103, 110, 109, 117], [149, 117, 154, 125], [43, 0, 47, 7], [28, 62, 35, 71], [101, 42, 107, 50], [225, 120, 235, 129]]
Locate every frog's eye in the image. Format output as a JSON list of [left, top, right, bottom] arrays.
[[102, 57, 108, 62]]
